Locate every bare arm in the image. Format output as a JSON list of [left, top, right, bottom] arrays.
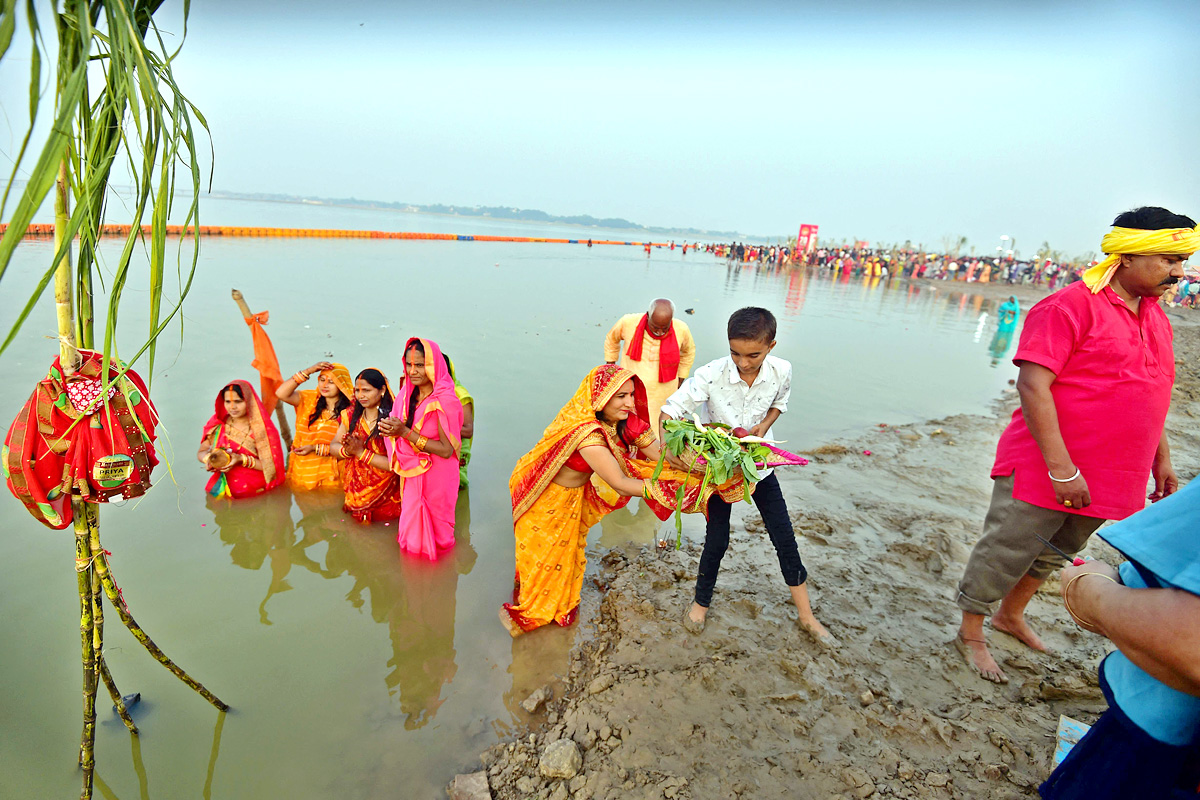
[[378, 416, 455, 459], [1062, 562, 1200, 696], [329, 420, 349, 459], [579, 445, 646, 497], [1015, 361, 1090, 509], [1150, 429, 1178, 502], [751, 408, 782, 439], [276, 361, 334, 407], [460, 402, 474, 440]]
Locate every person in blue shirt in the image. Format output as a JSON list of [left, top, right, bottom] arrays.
[[1041, 479, 1200, 799]]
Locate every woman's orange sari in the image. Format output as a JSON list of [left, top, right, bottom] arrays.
[[503, 365, 743, 634], [286, 363, 353, 491], [339, 408, 402, 523]]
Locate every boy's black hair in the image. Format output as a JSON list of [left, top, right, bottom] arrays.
[[727, 306, 777, 343], [1112, 206, 1196, 230]]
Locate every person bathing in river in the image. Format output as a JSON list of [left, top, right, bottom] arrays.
[[441, 352, 474, 489], [275, 361, 353, 490], [955, 206, 1196, 683], [198, 380, 286, 499], [379, 338, 462, 560], [659, 307, 833, 645], [332, 368, 403, 523]]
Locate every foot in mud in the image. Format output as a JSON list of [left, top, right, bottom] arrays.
[[682, 602, 707, 635], [954, 631, 1008, 683], [991, 613, 1049, 652], [798, 615, 838, 648]]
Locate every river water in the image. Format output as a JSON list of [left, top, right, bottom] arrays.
[[0, 201, 1020, 798]]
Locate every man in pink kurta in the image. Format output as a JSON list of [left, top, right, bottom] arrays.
[[955, 206, 1196, 684], [604, 299, 696, 428]]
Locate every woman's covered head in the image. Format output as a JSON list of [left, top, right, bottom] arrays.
[[404, 340, 430, 388]]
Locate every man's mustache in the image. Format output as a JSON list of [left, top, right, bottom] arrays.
[[1159, 276, 1180, 286]]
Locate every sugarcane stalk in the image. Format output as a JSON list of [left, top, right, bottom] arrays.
[[87, 506, 136, 733], [88, 529, 228, 711], [74, 502, 96, 796], [230, 288, 293, 449]]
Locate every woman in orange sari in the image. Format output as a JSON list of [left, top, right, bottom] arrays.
[[501, 364, 742, 636], [276, 361, 354, 490], [198, 380, 286, 499], [332, 368, 402, 523]]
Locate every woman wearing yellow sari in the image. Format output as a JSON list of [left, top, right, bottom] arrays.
[[501, 364, 742, 636], [275, 361, 353, 490]]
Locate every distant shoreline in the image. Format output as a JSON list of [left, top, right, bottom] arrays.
[[204, 191, 769, 242]]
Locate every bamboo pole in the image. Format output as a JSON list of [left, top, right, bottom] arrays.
[[230, 288, 293, 449], [88, 531, 228, 711]]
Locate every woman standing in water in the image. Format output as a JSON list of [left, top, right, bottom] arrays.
[[380, 338, 462, 560], [333, 368, 403, 523], [198, 380, 286, 499], [275, 361, 353, 490], [501, 364, 718, 636], [441, 352, 474, 489]]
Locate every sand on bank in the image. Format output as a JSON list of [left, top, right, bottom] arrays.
[[461, 299, 1200, 800]]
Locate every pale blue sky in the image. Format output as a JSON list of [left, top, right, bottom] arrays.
[[2, 0, 1197, 254]]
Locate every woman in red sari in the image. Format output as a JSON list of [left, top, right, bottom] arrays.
[[198, 380, 285, 499], [332, 368, 403, 523], [501, 365, 743, 636]]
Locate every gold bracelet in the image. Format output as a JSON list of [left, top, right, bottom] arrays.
[[1063, 572, 1118, 630], [414, 435, 428, 452], [358, 450, 373, 464], [293, 371, 310, 383]]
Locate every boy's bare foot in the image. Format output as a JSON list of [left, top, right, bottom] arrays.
[[682, 602, 707, 635], [798, 616, 838, 648], [991, 613, 1049, 652], [954, 630, 1008, 683]]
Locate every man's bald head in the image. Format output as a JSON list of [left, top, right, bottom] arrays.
[[647, 298, 674, 335]]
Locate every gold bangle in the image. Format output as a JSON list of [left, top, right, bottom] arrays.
[[414, 435, 428, 452], [293, 371, 310, 383], [1063, 572, 1118, 630], [358, 450, 373, 464]]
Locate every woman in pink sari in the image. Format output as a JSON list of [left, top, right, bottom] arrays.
[[380, 338, 463, 560]]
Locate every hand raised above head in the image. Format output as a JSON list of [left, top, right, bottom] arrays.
[[310, 361, 335, 373]]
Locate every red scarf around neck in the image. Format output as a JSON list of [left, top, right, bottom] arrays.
[[625, 314, 680, 383]]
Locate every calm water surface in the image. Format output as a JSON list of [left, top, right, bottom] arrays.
[[0, 205, 1021, 798]]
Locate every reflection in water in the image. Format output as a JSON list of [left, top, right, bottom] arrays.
[[598, 500, 662, 549], [502, 620, 579, 724], [988, 328, 1016, 367], [204, 489, 478, 730], [204, 711, 227, 800]]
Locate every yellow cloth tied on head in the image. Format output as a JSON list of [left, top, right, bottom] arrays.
[[1082, 226, 1200, 293]]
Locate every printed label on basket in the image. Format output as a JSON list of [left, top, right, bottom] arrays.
[[92, 454, 135, 488]]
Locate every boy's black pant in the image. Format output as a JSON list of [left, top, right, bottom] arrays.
[[693, 472, 807, 607]]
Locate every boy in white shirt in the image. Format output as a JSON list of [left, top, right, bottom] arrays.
[[659, 307, 832, 644]]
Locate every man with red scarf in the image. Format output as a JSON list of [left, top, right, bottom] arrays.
[[604, 298, 696, 428]]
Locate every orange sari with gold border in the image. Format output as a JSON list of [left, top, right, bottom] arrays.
[[503, 365, 744, 633]]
